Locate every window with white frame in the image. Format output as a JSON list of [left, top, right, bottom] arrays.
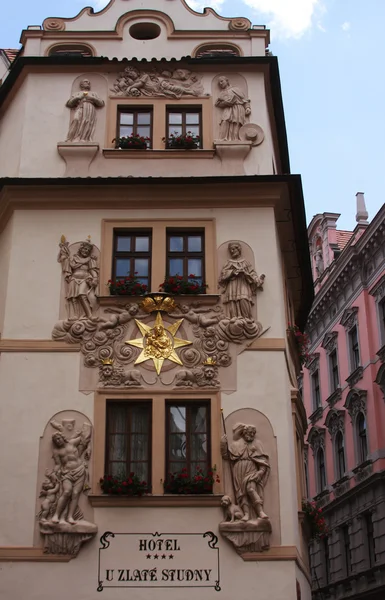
[[329, 349, 340, 393], [348, 325, 360, 371], [357, 412, 368, 463], [379, 298, 385, 346], [335, 430, 346, 479], [312, 370, 321, 410], [317, 447, 327, 493]]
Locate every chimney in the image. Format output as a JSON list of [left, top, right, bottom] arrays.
[[355, 192, 369, 225]]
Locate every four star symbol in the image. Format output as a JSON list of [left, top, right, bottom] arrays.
[[125, 311, 192, 375]]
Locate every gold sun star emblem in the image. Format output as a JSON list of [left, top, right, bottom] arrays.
[[125, 312, 192, 375]]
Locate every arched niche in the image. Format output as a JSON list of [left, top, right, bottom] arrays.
[[66, 73, 108, 144], [222, 407, 280, 546], [212, 73, 249, 140]]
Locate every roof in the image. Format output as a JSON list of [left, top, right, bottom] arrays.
[[336, 229, 354, 251], [1, 49, 19, 64]]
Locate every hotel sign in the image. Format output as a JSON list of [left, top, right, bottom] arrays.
[[97, 531, 221, 592]]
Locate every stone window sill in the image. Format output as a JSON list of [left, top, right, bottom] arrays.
[[326, 387, 342, 407], [88, 494, 223, 508], [97, 294, 221, 307], [103, 149, 216, 159], [346, 366, 364, 387], [309, 406, 323, 424]]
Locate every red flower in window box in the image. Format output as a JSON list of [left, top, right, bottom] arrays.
[[302, 499, 329, 540], [164, 465, 219, 494], [287, 323, 310, 366], [112, 133, 150, 150], [162, 131, 200, 150], [107, 273, 148, 296], [159, 274, 207, 295], [100, 474, 149, 496]]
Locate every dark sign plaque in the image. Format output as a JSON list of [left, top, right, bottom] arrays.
[[97, 531, 221, 592]]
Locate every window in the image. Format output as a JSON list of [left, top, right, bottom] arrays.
[[105, 402, 151, 485], [335, 431, 345, 479], [317, 448, 326, 492], [48, 44, 93, 57], [357, 412, 368, 463], [166, 107, 202, 147], [365, 513, 376, 567], [323, 537, 330, 584], [112, 229, 152, 287], [380, 299, 385, 344], [349, 326, 360, 371], [166, 402, 210, 479], [166, 229, 205, 285], [329, 349, 339, 392], [117, 107, 153, 146], [312, 370, 321, 410], [342, 525, 352, 574]]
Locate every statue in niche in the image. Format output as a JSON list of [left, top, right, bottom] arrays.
[[37, 418, 97, 556], [111, 66, 204, 98], [58, 236, 99, 321], [315, 248, 324, 277], [221, 423, 270, 522], [215, 76, 251, 141], [66, 79, 105, 142], [219, 242, 265, 319]]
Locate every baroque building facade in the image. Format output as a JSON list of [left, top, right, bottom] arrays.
[[302, 195, 385, 599], [0, 2, 313, 598]]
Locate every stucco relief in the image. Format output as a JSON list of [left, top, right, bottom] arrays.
[[214, 74, 251, 141], [307, 426, 326, 454], [35, 411, 97, 556], [52, 240, 267, 392], [321, 331, 338, 354], [325, 409, 345, 437], [344, 388, 367, 419], [110, 66, 206, 98], [219, 409, 279, 555]]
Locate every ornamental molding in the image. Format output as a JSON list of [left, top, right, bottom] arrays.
[[352, 459, 373, 483], [377, 345, 385, 364], [340, 306, 359, 330], [324, 409, 345, 437], [346, 366, 364, 388], [309, 406, 323, 425], [306, 353, 320, 374], [344, 388, 367, 419], [321, 331, 338, 354], [307, 426, 326, 453], [375, 363, 385, 400], [110, 66, 206, 98], [369, 273, 385, 302], [326, 387, 342, 408]]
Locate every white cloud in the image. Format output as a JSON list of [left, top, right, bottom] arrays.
[[341, 21, 351, 31], [242, 0, 324, 39], [317, 22, 326, 33], [186, 0, 225, 11]]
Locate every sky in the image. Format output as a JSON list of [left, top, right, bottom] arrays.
[[1, 0, 385, 230]]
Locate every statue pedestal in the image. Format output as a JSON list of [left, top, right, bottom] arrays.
[[40, 519, 98, 556], [219, 518, 271, 554], [214, 141, 252, 175], [57, 142, 99, 176]]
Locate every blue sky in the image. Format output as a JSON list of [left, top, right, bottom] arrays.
[[1, 0, 384, 230]]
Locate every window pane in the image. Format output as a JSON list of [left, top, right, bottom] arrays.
[[120, 113, 134, 125], [169, 258, 184, 276], [169, 462, 186, 474], [187, 236, 202, 252], [191, 406, 207, 432], [187, 126, 199, 137], [137, 112, 151, 125], [109, 405, 127, 432], [188, 258, 202, 277], [169, 113, 182, 124], [111, 462, 127, 478], [131, 434, 148, 462], [116, 236, 131, 252], [134, 258, 149, 276], [137, 125, 151, 138], [109, 434, 127, 461], [169, 434, 187, 460], [170, 236, 184, 252], [191, 434, 208, 461], [170, 406, 186, 432], [135, 237, 149, 252], [132, 462, 148, 483], [131, 406, 149, 432], [186, 113, 200, 124], [119, 126, 133, 137], [137, 277, 148, 286], [116, 258, 130, 277], [169, 126, 182, 137]]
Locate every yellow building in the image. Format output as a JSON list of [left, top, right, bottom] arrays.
[[0, 1, 313, 598]]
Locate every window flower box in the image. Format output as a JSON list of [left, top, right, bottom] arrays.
[[113, 134, 150, 150], [164, 466, 219, 495], [162, 131, 200, 150], [100, 474, 149, 496], [159, 274, 207, 295], [107, 274, 148, 296]]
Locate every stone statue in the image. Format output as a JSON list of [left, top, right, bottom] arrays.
[[37, 417, 97, 556], [66, 79, 104, 142], [58, 236, 99, 321], [221, 423, 270, 521], [110, 66, 204, 98], [315, 248, 324, 277], [51, 427, 91, 524], [219, 242, 265, 319], [215, 76, 251, 141]]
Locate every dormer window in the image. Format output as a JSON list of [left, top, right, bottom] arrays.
[[48, 44, 93, 57], [195, 44, 240, 58]]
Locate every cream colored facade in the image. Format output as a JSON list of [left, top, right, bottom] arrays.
[[0, 2, 313, 599]]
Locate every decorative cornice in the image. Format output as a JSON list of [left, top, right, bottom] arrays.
[[306, 352, 320, 374], [352, 459, 372, 483], [325, 387, 342, 408], [309, 406, 323, 425], [377, 344, 385, 363], [88, 494, 223, 508], [321, 331, 338, 353], [369, 273, 385, 302], [307, 426, 326, 452], [344, 388, 367, 419], [375, 363, 385, 400], [331, 475, 350, 498], [325, 408, 345, 436], [340, 306, 359, 330], [346, 365, 364, 388], [314, 489, 331, 508]]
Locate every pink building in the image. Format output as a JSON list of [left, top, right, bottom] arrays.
[[302, 194, 385, 599]]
